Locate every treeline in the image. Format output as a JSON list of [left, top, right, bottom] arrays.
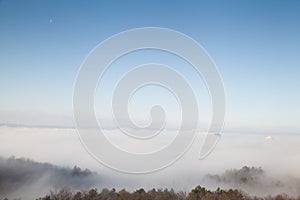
[[29, 186, 300, 200]]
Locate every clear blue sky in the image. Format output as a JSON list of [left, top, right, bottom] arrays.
[[0, 0, 299, 133]]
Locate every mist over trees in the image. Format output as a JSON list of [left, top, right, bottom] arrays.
[[1, 157, 300, 200], [0, 157, 100, 199], [203, 166, 300, 196]]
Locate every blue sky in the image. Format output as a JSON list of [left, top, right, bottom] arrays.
[[0, 0, 299, 133]]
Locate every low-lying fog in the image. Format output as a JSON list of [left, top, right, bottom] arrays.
[[0, 125, 300, 199]]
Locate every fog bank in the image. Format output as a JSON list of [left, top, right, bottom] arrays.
[[0, 126, 300, 198]]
